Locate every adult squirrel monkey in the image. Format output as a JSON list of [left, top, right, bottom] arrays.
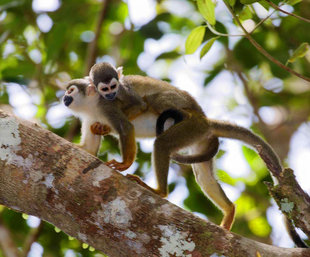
[[63, 79, 217, 162], [85, 62, 286, 231]]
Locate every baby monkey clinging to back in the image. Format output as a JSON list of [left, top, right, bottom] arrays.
[[79, 62, 287, 232]]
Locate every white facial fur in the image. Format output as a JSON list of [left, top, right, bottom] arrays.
[[97, 78, 119, 100], [64, 84, 99, 115]]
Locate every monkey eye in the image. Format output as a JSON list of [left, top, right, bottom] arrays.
[[67, 86, 75, 94], [102, 87, 109, 92], [111, 84, 117, 90]]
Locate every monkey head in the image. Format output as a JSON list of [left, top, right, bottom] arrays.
[[63, 78, 99, 113], [89, 62, 123, 101]]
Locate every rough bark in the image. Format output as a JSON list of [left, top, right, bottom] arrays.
[[0, 110, 310, 257]]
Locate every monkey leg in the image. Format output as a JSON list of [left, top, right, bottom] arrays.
[[191, 139, 235, 230], [79, 121, 102, 156], [126, 174, 165, 197], [153, 114, 208, 197], [90, 122, 111, 135], [171, 136, 219, 164], [105, 124, 137, 171]]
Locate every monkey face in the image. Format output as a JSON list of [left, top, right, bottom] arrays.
[[97, 77, 119, 100], [63, 85, 78, 107], [63, 80, 99, 112]]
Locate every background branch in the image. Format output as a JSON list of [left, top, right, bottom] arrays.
[[21, 222, 44, 257], [84, 0, 111, 75], [266, 0, 310, 23], [0, 215, 20, 257], [223, 0, 310, 82]]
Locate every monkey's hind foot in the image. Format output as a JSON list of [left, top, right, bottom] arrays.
[[126, 174, 165, 197], [90, 122, 111, 135], [220, 204, 235, 230]]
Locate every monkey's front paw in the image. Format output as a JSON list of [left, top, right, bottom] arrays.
[[105, 159, 131, 171], [90, 122, 111, 135]]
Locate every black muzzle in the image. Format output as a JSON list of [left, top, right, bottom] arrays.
[[104, 92, 117, 100], [63, 95, 73, 106]]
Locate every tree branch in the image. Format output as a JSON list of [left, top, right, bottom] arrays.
[[0, 110, 310, 256], [267, 0, 310, 23], [223, 0, 310, 83]]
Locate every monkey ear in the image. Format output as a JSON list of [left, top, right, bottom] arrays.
[[86, 84, 97, 96], [116, 66, 124, 80]]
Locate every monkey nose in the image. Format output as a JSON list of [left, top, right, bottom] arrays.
[[104, 92, 117, 100], [63, 95, 73, 106]]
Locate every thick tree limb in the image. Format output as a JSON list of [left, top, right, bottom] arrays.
[[0, 110, 310, 257]]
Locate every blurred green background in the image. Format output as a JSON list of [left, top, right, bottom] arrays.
[[0, 0, 310, 256]]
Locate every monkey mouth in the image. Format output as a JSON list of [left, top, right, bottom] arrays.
[[104, 92, 116, 100], [63, 95, 73, 106]]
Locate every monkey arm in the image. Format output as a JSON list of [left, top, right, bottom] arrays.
[[104, 111, 137, 172], [79, 119, 102, 156]]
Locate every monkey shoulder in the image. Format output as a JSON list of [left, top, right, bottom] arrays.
[[123, 75, 176, 96]]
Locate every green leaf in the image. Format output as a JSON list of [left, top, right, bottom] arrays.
[[216, 169, 236, 186], [239, 6, 253, 21], [227, 0, 236, 7], [185, 26, 205, 55], [259, 0, 270, 10], [200, 36, 219, 59], [287, 0, 302, 6], [240, 0, 259, 4], [287, 42, 309, 64], [156, 51, 180, 60], [197, 0, 216, 25]]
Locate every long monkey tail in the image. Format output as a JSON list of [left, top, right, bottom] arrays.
[[208, 119, 282, 178], [208, 119, 310, 248]]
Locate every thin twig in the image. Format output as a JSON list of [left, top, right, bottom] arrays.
[[223, 0, 310, 83], [0, 215, 20, 257], [21, 222, 44, 257], [206, 22, 245, 37], [267, 0, 310, 23], [250, 7, 278, 33], [84, 0, 110, 75]]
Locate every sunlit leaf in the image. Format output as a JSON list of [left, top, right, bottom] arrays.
[[216, 169, 236, 186], [185, 26, 205, 54], [248, 217, 271, 237], [200, 36, 219, 59], [197, 0, 216, 25], [239, 6, 253, 21], [235, 195, 256, 216], [287, 42, 309, 64]]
